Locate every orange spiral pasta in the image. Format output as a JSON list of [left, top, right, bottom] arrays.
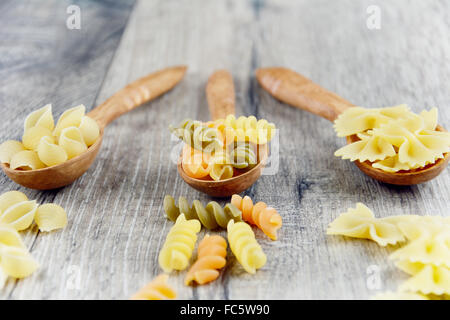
[[185, 235, 227, 286], [231, 194, 282, 240], [181, 144, 211, 179], [131, 274, 177, 300]]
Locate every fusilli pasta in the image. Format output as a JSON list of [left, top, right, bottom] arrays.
[[185, 234, 227, 285], [131, 274, 177, 300], [164, 195, 242, 229], [170, 119, 223, 153], [231, 194, 282, 241]]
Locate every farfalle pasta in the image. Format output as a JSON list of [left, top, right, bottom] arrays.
[[163, 195, 242, 229], [327, 203, 405, 246], [0, 104, 100, 170], [231, 194, 282, 241], [227, 220, 266, 274], [185, 234, 227, 285], [131, 274, 177, 300], [397, 262, 450, 296], [158, 214, 201, 272], [333, 105, 450, 172]]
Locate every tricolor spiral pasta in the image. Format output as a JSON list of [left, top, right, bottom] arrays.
[[231, 195, 282, 241], [227, 220, 267, 274], [181, 144, 211, 179], [213, 115, 276, 145], [229, 142, 257, 169], [131, 274, 177, 300], [164, 195, 242, 230], [170, 119, 223, 153], [0, 104, 99, 170], [209, 151, 234, 181], [158, 214, 201, 272], [185, 235, 227, 285]]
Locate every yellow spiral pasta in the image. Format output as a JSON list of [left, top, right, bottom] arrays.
[[24, 104, 54, 132], [131, 274, 177, 300], [0, 140, 25, 165], [164, 195, 243, 230], [185, 234, 227, 285], [227, 220, 267, 274], [58, 126, 88, 159], [158, 214, 201, 272], [35, 204, 68, 232], [213, 115, 276, 145], [209, 151, 234, 181], [53, 105, 85, 137], [10, 150, 45, 170], [231, 195, 282, 241], [37, 136, 68, 167], [181, 144, 211, 179]]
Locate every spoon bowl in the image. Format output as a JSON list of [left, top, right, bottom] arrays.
[[256, 67, 449, 185], [2, 66, 187, 189]]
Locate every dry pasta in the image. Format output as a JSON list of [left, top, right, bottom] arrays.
[[397, 262, 450, 296], [231, 194, 282, 241], [22, 126, 54, 150], [10, 150, 45, 170], [0, 191, 28, 213], [58, 126, 88, 159], [131, 274, 177, 300], [24, 104, 54, 132], [170, 119, 223, 153], [0, 224, 26, 249], [0, 200, 38, 231], [37, 136, 68, 167], [209, 151, 234, 181], [327, 203, 405, 246], [227, 220, 266, 274], [229, 142, 257, 169], [164, 195, 242, 229], [79, 116, 100, 146], [181, 144, 211, 179], [0, 140, 25, 165], [158, 214, 201, 272], [53, 105, 86, 137], [0, 245, 39, 279], [35, 203, 68, 232], [185, 235, 227, 285]]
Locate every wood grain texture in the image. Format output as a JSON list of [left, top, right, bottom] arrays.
[[1, 0, 449, 300]]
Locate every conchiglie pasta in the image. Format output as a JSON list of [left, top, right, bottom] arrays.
[[0, 200, 38, 231], [58, 127, 87, 159], [22, 126, 54, 150], [24, 104, 54, 131], [0, 246, 39, 279], [10, 150, 45, 170], [0, 140, 25, 164], [34, 203, 68, 232], [0, 224, 26, 249], [37, 136, 68, 167], [0, 191, 28, 213], [79, 116, 100, 146], [53, 105, 86, 137]]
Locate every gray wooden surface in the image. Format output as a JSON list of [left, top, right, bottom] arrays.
[[1, 0, 449, 300]]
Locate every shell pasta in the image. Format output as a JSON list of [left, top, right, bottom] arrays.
[[0, 104, 100, 170]]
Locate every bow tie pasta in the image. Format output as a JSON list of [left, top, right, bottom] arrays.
[[333, 105, 450, 172], [0, 104, 100, 170]]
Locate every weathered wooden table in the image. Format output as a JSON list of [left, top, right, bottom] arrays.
[[1, 0, 449, 299]]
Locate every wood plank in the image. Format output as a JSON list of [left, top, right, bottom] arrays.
[[1, 0, 449, 299]]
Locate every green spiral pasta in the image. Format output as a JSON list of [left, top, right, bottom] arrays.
[[229, 142, 257, 169], [169, 119, 223, 153], [163, 195, 243, 229]]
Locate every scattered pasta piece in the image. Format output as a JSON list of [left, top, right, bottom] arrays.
[[398, 262, 450, 296], [131, 274, 176, 300], [0, 140, 25, 165], [158, 214, 201, 272], [0, 224, 26, 249], [0, 200, 38, 231], [35, 203, 68, 232], [227, 220, 266, 274], [231, 194, 282, 241], [0, 246, 39, 279], [164, 195, 242, 229], [327, 203, 404, 246], [58, 126, 88, 159], [185, 235, 227, 285], [0, 191, 28, 213]]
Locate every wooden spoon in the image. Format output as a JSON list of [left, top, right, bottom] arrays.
[[256, 67, 449, 185], [2, 66, 188, 190], [177, 69, 268, 197]]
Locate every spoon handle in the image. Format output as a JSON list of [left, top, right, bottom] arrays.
[[206, 70, 236, 120], [88, 65, 187, 128], [256, 67, 354, 122]]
